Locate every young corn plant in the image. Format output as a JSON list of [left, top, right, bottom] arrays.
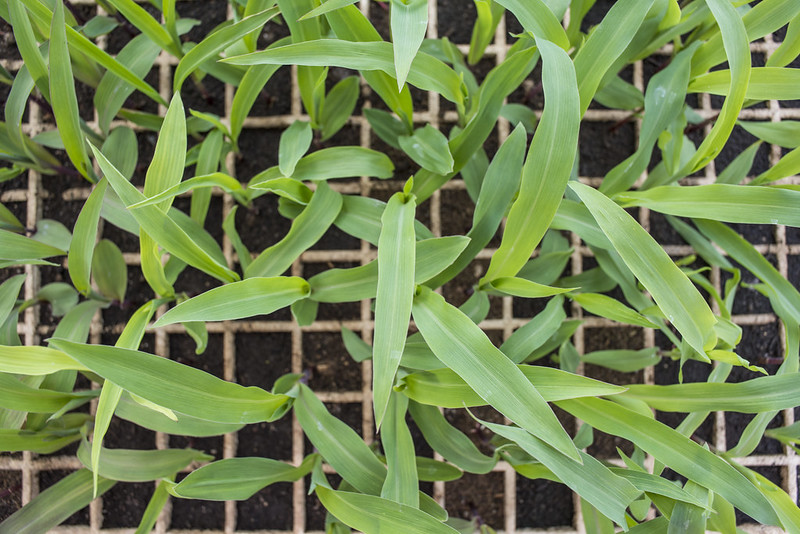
[[2, 0, 800, 532]]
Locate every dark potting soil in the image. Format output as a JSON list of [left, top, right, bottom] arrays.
[[579, 121, 637, 177], [0, 20, 22, 60], [444, 406, 504, 457], [102, 482, 153, 528], [0, 470, 22, 521], [446, 471, 505, 530], [238, 483, 293, 531], [716, 125, 772, 176], [303, 332, 362, 391], [516, 477, 573, 529], [437, 0, 477, 44], [171, 473, 225, 530]]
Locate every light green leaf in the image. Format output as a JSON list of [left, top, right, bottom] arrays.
[[412, 286, 581, 463], [67, 178, 106, 296], [681, 0, 751, 174], [49, 0, 92, 180], [573, 293, 658, 328], [49, 339, 289, 425], [716, 141, 761, 185], [279, 121, 313, 177], [0, 345, 85, 375], [486, 276, 574, 298], [390, 0, 428, 89], [222, 207, 252, 272], [0, 374, 95, 413], [374, 191, 416, 428], [320, 75, 360, 141], [738, 120, 800, 149], [115, 393, 244, 437], [294, 383, 386, 495], [478, 416, 640, 526], [0, 469, 114, 534], [78, 438, 211, 482], [572, 0, 656, 115], [582, 348, 660, 373], [167, 455, 315, 500], [223, 39, 465, 113], [105, 0, 180, 55], [0, 274, 25, 328], [493, 0, 569, 49], [569, 181, 717, 356], [331, 194, 432, 247], [380, 392, 418, 507], [341, 326, 372, 363], [101, 127, 138, 180], [557, 396, 780, 526], [689, 67, 800, 101], [501, 295, 566, 364], [399, 125, 454, 175], [408, 401, 496, 474], [91, 144, 238, 283], [154, 277, 310, 326], [300, 0, 359, 20], [134, 479, 170, 534], [308, 236, 468, 303], [618, 184, 800, 227], [129, 173, 244, 209], [144, 92, 186, 212], [245, 181, 343, 278], [8, 0, 50, 100], [483, 38, 579, 282], [280, 146, 395, 182], [174, 7, 279, 91], [399, 364, 625, 409]]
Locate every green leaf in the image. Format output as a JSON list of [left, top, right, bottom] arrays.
[[414, 457, 462, 482], [569, 182, 717, 356], [144, 92, 186, 212], [477, 416, 640, 526], [341, 326, 372, 362], [91, 144, 239, 283], [78, 438, 211, 482], [399, 364, 625, 409], [294, 383, 386, 495], [695, 219, 800, 323], [618, 184, 800, 227], [0, 274, 25, 329], [0, 228, 65, 260], [738, 120, 800, 149], [329, 195, 432, 246], [316, 486, 457, 533], [581, 348, 660, 373], [94, 33, 161, 134], [222, 207, 252, 272], [115, 393, 243, 437], [380, 392, 418, 507], [8, 0, 50, 100], [494, 0, 569, 49], [105, 0, 180, 55], [485, 276, 574, 298], [483, 38, 579, 283], [408, 401, 496, 474], [279, 120, 313, 177], [129, 173, 244, 209], [245, 181, 343, 277], [277, 146, 395, 182], [31, 219, 72, 252], [308, 236, 468, 303], [390, 0, 428, 90], [622, 374, 800, 413], [469, 0, 504, 65], [412, 286, 581, 463], [154, 277, 310, 326], [223, 39, 466, 113], [49, 339, 289, 425], [768, 11, 800, 68], [167, 455, 315, 500], [557, 396, 780, 526], [501, 295, 566, 363], [20, 0, 166, 107], [173, 7, 278, 92], [752, 145, 800, 185], [611, 468, 712, 510], [320, 75, 360, 141], [601, 42, 697, 195], [399, 125, 454, 175], [134, 479, 171, 534], [681, 0, 751, 174], [230, 60, 283, 141], [0, 373, 95, 413], [67, 180, 107, 295], [572, 293, 658, 328], [49, 0, 92, 180], [101, 127, 138, 180], [0, 469, 114, 534], [716, 141, 761, 185], [300, 0, 359, 20], [369, 194, 419, 428], [572, 0, 656, 115], [689, 66, 800, 101]]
